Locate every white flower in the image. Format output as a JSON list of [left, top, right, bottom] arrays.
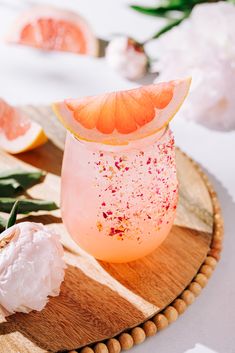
[[152, 2, 235, 131], [0, 222, 66, 317], [105, 36, 148, 80]]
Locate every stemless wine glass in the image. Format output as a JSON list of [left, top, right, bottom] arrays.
[[61, 126, 178, 263]]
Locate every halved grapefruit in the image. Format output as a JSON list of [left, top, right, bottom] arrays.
[[0, 99, 47, 154], [53, 78, 191, 145], [7, 6, 98, 56]]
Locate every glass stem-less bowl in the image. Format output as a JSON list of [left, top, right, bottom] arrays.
[[61, 128, 178, 263]]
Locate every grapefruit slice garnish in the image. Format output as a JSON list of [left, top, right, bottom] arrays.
[[53, 78, 191, 145], [0, 99, 48, 154], [7, 6, 98, 56]]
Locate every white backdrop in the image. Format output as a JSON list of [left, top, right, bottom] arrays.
[[0, 1, 234, 352]]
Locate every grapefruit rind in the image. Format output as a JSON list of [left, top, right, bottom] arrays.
[[52, 77, 191, 145], [7, 5, 99, 57], [0, 120, 48, 154]]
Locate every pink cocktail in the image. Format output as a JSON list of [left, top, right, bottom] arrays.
[[61, 128, 178, 262], [54, 78, 191, 262]]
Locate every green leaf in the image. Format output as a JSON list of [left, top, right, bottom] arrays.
[[0, 198, 58, 214], [6, 200, 19, 229], [0, 169, 45, 190], [130, 4, 185, 17], [166, 0, 187, 6], [166, 0, 198, 7], [130, 0, 218, 18], [0, 215, 7, 232], [151, 14, 189, 39], [0, 179, 22, 197]]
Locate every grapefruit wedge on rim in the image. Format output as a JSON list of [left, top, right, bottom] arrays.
[[0, 99, 47, 154], [53, 78, 191, 145], [7, 6, 98, 56]]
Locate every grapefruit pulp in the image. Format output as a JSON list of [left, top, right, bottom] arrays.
[[7, 6, 98, 56], [53, 78, 191, 145], [0, 99, 47, 154]]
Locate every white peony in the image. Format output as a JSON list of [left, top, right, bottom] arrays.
[[151, 2, 235, 131], [105, 36, 148, 80], [0, 222, 66, 317]]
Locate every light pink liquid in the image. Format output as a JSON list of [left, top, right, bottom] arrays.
[[61, 128, 178, 263]]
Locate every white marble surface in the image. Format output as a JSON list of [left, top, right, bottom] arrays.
[[0, 1, 234, 352]]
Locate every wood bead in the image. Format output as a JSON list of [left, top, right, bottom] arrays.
[[200, 264, 213, 278], [215, 226, 223, 236], [142, 320, 157, 337], [106, 338, 121, 353], [212, 241, 222, 251], [213, 204, 220, 214], [94, 342, 109, 353], [194, 273, 208, 288], [69, 351, 78, 353], [204, 256, 217, 269], [215, 226, 223, 234], [181, 290, 195, 305], [188, 282, 202, 297], [208, 249, 221, 261], [81, 348, 94, 353], [214, 230, 223, 238], [153, 313, 168, 331], [163, 306, 178, 323], [94, 343, 108, 353], [119, 333, 134, 350], [212, 237, 222, 245], [131, 327, 146, 344], [214, 235, 223, 241], [172, 298, 187, 314]]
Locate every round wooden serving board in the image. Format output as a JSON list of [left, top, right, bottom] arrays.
[[0, 106, 223, 353]]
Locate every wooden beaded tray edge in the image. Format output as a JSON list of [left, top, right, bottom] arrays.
[[69, 150, 224, 353]]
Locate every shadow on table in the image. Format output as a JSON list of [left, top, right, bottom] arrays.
[[18, 214, 62, 225], [131, 168, 235, 353], [17, 140, 63, 176], [135, 72, 157, 85]]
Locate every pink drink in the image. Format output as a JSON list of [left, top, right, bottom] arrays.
[[61, 128, 178, 263]]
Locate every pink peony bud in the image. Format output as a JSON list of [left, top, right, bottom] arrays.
[[105, 36, 148, 80]]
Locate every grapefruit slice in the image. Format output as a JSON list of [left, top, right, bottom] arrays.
[[0, 99, 47, 154], [53, 78, 191, 145], [7, 6, 98, 56]]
